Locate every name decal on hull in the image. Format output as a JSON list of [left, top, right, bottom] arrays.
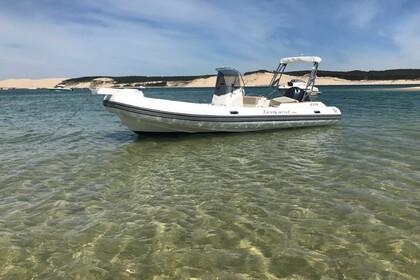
[[262, 110, 291, 115]]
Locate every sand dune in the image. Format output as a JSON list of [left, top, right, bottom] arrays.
[[0, 78, 67, 89], [1, 74, 419, 89]]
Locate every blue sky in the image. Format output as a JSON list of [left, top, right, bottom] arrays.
[[1, 0, 419, 79]]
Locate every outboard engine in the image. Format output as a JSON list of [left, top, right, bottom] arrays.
[[284, 87, 310, 102]]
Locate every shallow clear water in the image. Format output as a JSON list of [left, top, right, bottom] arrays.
[[0, 86, 419, 279]]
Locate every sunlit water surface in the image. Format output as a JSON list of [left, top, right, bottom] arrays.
[[0, 86, 419, 279]]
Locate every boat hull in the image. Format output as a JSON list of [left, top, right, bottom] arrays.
[[103, 96, 341, 133]]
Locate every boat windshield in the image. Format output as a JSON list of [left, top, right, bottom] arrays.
[[214, 68, 244, 96]]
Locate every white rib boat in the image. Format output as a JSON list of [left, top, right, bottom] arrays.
[[92, 56, 341, 133], [47, 84, 73, 91]]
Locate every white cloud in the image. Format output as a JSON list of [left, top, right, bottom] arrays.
[[391, 12, 420, 67], [336, 0, 380, 29], [0, 0, 419, 79], [0, 0, 296, 78]]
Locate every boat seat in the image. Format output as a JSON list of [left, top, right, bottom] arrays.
[[243, 96, 268, 107], [269, 96, 299, 107], [243, 96, 258, 106]]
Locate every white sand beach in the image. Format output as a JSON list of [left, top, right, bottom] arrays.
[[0, 78, 67, 89]]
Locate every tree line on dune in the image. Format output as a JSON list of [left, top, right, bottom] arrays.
[[64, 69, 420, 86]]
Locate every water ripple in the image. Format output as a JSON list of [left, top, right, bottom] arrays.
[[0, 88, 419, 279]]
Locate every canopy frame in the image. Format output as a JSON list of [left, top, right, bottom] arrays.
[[268, 56, 321, 100]]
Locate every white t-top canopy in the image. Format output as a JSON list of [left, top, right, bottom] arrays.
[[280, 56, 322, 64]]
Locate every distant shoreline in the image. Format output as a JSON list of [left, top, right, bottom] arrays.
[[0, 78, 68, 89], [1, 75, 420, 89]]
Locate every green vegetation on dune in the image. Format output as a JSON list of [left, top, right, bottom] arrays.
[[64, 76, 105, 83], [64, 74, 213, 85], [113, 75, 213, 83], [63, 69, 420, 86]]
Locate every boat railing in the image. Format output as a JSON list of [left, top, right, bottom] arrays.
[[302, 62, 319, 100]]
